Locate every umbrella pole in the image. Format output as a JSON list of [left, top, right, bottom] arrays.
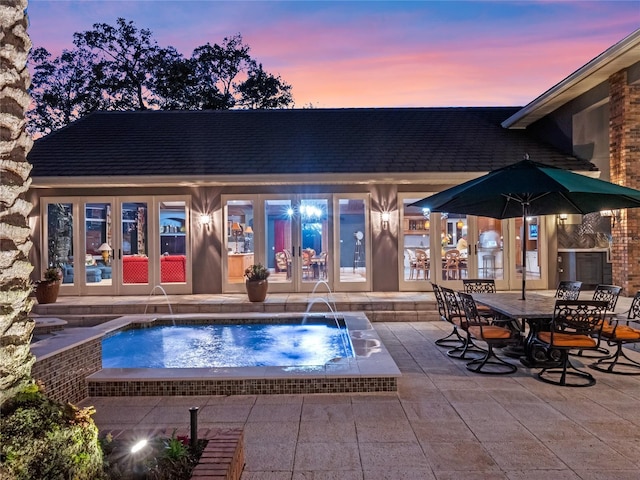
[[521, 205, 528, 300]]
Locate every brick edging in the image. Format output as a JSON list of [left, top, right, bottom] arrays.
[[190, 428, 244, 480]]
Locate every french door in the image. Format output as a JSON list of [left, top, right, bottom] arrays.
[[42, 196, 191, 295], [399, 193, 548, 291], [222, 194, 370, 293]]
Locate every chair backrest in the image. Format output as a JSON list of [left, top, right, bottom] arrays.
[[430, 282, 447, 320], [457, 291, 485, 325], [415, 249, 429, 266], [552, 300, 609, 335], [444, 249, 460, 262], [626, 291, 640, 320], [441, 286, 464, 324], [592, 284, 622, 311], [463, 279, 496, 293], [555, 280, 582, 300], [405, 248, 416, 261]]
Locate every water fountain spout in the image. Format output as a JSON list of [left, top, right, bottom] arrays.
[[143, 285, 175, 324]]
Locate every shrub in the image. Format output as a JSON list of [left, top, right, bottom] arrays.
[[0, 383, 106, 479]]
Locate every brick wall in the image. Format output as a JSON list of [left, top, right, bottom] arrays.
[[609, 70, 640, 295]]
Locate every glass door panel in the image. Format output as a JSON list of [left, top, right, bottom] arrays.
[[121, 201, 149, 286], [337, 197, 367, 286], [159, 200, 187, 284], [512, 216, 545, 289], [46, 202, 74, 286], [400, 196, 432, 289], [265, 198, 293, 286], [84, 202, 113, 288], [476, 216, 505, 281], [225, 199, 255, 285], [299, 198, 329, 285]]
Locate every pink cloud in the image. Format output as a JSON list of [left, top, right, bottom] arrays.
[[26, 1, 639, 108]]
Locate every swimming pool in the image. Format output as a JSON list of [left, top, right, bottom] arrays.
[[31, 312, 401, 399], [102, 319, 354, 368]]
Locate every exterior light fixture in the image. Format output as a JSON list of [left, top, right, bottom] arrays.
[[98, 243, 112, 264], [381, 211, 390, 230], [199, 213, 211, 230]]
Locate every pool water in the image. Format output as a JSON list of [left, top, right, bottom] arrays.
[[102, 320, 354, 368]]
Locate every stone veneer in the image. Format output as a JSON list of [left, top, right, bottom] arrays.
[[609, 69, 640, 296]]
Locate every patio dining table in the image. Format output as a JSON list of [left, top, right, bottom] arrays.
[[471, 292, 558, 368]]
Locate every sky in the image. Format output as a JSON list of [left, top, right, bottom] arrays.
[[26, 0, 640, 109]]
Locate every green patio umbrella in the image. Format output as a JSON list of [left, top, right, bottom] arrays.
[[410, 158, 640, 299]]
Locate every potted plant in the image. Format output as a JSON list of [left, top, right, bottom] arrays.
[[244, 263, 270, 302], [35, 266, 62, 304]]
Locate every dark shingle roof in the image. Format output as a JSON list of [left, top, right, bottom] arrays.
[[28, 108, 594, 178]]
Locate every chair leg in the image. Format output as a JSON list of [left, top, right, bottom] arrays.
[[435, 325, 466, 347], [466, 344, 517, 375], [537, 351, 596, 387], [447, 334, 486, 360], [591, 344, 640, 375]]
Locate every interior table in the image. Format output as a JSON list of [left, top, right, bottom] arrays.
[[471, 292, 559, 368]]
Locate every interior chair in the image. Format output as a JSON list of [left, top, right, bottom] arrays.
[[282, 249, 292, 279], [431, 282, 465, 348], [415, 248, 429, 280], [319, 251, 328, 279], [531, 300, 608, 387], [440, 287, 486, 360], [591, 291, 640, 375], [275, 251, 289, 276], [301, 249, 315, 279], [555, 280, 582, 300], [575, 284, 622, 357], [443, 249, 461, 280], [457, 292, 519, 374], [405, 249, 417, 279]]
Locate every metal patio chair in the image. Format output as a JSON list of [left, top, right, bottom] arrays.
[[532, 300, 608, 387], [431, 282, 465, 348], [457, 292, 519, 374], [591, 291, 640, 375], [440, 287, 486, 360]]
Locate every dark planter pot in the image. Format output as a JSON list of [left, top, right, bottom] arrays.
[[35, 281, 60, 304], [245, 280, 268, 302]]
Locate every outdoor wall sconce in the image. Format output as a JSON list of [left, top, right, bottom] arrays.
[[381, 211, 390, 230], [199, 213, 211, 230], [558, 213, 568, 222], [600, 209, 621, 227]]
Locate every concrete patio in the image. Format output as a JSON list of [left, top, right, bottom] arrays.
[[78, 315, 640, 479]]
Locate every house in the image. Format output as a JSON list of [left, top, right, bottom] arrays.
[[26, 29, 640, 296]]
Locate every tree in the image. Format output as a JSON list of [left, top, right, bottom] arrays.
[[0, 0, 36, 406], [237, 63, 293, 109], [27, 47, 105, 136], [73, 17, 164, 110], [27, 20, 296, 135], [191, 33, 254, 109]]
